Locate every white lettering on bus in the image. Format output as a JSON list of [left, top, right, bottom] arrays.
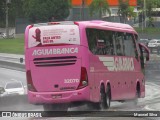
[[32, 47, 78, 56], [113, 58, 134, 71], [64, 79, 79, 83], [99, 57, 135, 71]]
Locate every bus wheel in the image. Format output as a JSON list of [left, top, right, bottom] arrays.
[[99, 86, 107, 109], [43, 103, 68, 111], [106, 87, 111, 109]]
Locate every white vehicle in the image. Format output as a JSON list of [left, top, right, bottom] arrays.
[[148, 39, 160, 53], [0, 32, 6, 38], [4, 81, 25, 95], [139, 39, 149, 46], [0, 87, 6, 97]]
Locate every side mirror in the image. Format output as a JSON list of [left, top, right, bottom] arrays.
[[146, 52, 149, 61], [139, 43, 150, 62]]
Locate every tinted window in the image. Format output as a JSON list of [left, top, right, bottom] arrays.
[[86, 28, 137, 58], [5, 82, 22, 89], [86, 28, 114, 55], [123, 33, 137, 57], [149, 40, 157, 43], [113, 32, 125, 56]]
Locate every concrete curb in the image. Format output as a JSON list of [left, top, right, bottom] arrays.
[[0, 53, 25, 65], [0, 60, 25, 72], [0, 53, 25, 71]]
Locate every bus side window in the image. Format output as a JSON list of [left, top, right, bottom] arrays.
[[133, 34, 140, 60], [114, 32, 124, 56], [98, 30, 115, 55], [96, 39, 106, 55], [86, 28, 114, 56], [124, 33, 137, 58], [86, 28, 97, 54]]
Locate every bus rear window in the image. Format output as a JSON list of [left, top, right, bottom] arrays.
[[28, 25, 80, 48]]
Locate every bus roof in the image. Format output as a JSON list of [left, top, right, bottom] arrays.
[[32, 20, 137, 34], [77, 20, 136, 32]]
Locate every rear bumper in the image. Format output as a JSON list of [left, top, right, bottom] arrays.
[[28, 87, 90, 104]]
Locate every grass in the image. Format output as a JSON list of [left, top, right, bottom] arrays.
[[0, 38, 24, 54], [135, 27, 160, 34]]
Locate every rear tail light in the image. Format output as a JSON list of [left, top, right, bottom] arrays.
[[77, 67, 88, 89], [28, 24, 33, 29], [26, 70, 37, 92], [74, 22, 79, 26]]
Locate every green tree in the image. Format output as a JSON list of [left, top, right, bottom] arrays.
[[138, 0, 160, 25], [137, 0, 143, 7], [145, 0, 160, 27], [23, 0, 71, 23], [0, 0, 25, 27], [0, 0, 6, 27], [128, 6, 137, 19], [89, 0, 110, 19], [118, 0, 136, 23], [118, 0, 129, 23], [8, 0, 25, 27], [146, 0, 160, 17]]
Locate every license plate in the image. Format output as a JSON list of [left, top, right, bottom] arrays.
[[52, 94, 62, 99]]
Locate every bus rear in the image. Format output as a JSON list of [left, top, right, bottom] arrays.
[[25, 22, 90, 105]]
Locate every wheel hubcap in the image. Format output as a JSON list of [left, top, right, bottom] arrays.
[[106, 96, 109, 105]]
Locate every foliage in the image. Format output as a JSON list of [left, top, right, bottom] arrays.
[[0, 0, 6, 27], [118, 0, 135, 23], [137, 0, 160, 27], [0, 0, 25, 27], [118, 0, 136, 23], [145, 0, 160, 17], [8, 0, 25, 27], [23, 0, 71, 23], [89, 0, 110, 18], [118, 0, 129, 23], [138, 0, 160, 18], [137, 0, 143, 7], [128, 6, 137, 18], [0, 0, 71, 27]]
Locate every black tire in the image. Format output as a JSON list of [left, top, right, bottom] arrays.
[[106, 87, 111, 109], [99, 90, 107, 110], [88, 87, 107, 110]]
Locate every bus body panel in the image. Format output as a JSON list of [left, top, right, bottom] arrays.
[[28, 87, 90, 104], [25, 20, 146, 105], [26, 45, 92, 103], [88, 53, 145, 101], [27, 45, 83, 92]]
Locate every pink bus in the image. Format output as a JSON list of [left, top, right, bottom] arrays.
[[25, 21, 149, 111]]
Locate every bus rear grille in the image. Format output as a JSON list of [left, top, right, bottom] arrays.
[[33, 56, 77, 67]]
